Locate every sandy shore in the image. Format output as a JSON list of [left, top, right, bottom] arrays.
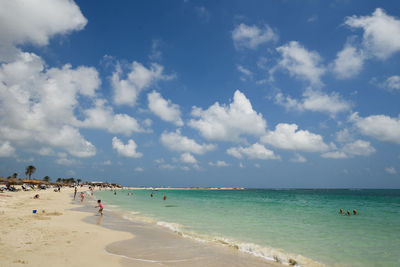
[[0, 187, 132, 267], [0, 187, 281, 267]]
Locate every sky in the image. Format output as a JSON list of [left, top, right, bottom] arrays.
[[0, 0, 400, 188]]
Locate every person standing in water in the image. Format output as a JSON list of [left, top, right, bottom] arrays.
[[80, 192, 85, 203], [73, 187, 77, 200], [96, 200, 103, 216]]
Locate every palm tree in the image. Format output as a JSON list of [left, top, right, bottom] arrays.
[[77, 178, 82, 185], [43, 176, 50, 182], [12, 173, 18, 178], [56, 178, 62, 183], [25, 165, 36, 180]]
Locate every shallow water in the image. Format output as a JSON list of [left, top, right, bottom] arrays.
[[95, 189, 400, 266]]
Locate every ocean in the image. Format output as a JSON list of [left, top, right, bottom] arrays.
[[94, 189, 400, 266]]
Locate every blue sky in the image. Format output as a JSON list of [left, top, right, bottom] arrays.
[[0, 0, 400, 188]]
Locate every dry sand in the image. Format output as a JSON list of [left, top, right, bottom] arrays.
[[0, 187, 132, 267]]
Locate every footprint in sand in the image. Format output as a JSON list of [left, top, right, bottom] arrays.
[[13, 259, 27, 264]]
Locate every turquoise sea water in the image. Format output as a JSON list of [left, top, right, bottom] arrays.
[[94, 189, 400, 266]]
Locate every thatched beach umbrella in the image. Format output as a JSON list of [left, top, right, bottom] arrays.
[[22, 179, 47, 185], [6, 178, 22, 185]]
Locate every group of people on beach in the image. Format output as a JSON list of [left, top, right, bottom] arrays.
[[73, 186, 103, 216], [339, 209, 358, 216]]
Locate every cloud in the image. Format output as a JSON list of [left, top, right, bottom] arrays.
[[0, 0, 87, 61], [209, 160, 230, 167], [322, 140, 375, 159], [149, 39, 162, 61], [55, 152, 77, 166], [342, 140, 376, 156], [159, 164, 176, 171], [227, 143, 280, 160], [290, 153, 307, 163], [345, 8, 400, 60], [0, 141, 15, 157], [160, 130, 216, 154], [384, 167, 397, 175], [79, 99, 145, 135], [112, 137, 143, 158], [237, 65, 253, 81], [112, 61, 173, 106], [0, 52, 98, 157], [275, 41, 325, 86], [333, 43, 365, 79], [275, 88, 351, 116], [261, 123, 330, 152], [232, 23, 278, 50], [350, 113, 400, 144], [321, 151, 348, 159], [189, 90, 267, 141], [180, 152, 197, 164], [380, 76, 400, 91], [148, 91, 183, 126], [335, 129, 354, 143], [135, 167, 144, 172]]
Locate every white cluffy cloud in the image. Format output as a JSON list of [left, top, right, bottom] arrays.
[[180, 152, 197, 164], [333, 43, 365, 79], [322, 140, 376, 159], [148, 91, 183, 126], [160, 130, 216, 155], [275, 88, 351, 116], [189, 90, 267, 141], [227, 143, 279, 160], [275, 41, 325, 86], [112, 61, 172, 106], [112, 137, 142, 158], [0, 52, 98, 157], [261, 123, 330, 152], [345, 8, 400, 60], [350, 113, 400, 144], [79, 99, 145, 135], [0, 0, 87, 61], [232, 23, 278, 49]]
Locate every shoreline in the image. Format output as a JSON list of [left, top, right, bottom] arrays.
[[0, 187, 282, 267], [85, 191, 284, 267]]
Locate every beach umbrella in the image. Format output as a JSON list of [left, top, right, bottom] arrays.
[[6, 178, 22, 185]]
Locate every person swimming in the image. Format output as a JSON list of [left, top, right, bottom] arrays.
[[346, 210, 351, 216], [339, 209, 343, 214], [163, 195, 167, 201], [353, 209, 358, 215]]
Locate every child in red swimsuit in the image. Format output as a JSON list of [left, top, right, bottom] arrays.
[[96, 199, 103, 216]]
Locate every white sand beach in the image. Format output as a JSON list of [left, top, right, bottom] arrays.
[[0, 187, 132, 267]]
